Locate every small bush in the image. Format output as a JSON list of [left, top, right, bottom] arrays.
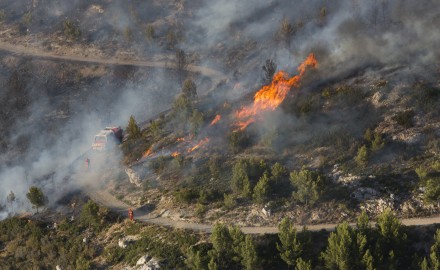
[[223, 193, 237, 210], [392, 110, 415, 128], [355, 145, 369, 167], [63, 19, 81, 40], [228, 130, 251, 153], [174, 188, 199, 204]]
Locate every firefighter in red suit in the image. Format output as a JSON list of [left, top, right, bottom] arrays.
[[128, 208, 134, 221], [85, 158, 90, 170]]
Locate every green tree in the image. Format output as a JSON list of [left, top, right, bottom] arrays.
[[241, 235, 259, 270], [189, 110, 204, 136], [166, 29, 177, 50], [295, 258, 312, 270], [22, 12, 32, 27], [144, 24, 155, 43], [127, 115, 142, 139], [80, 200, 101, 230], [371, 133, 385, 152], [232, 159, 252, 197], [278, 17, 295, 48], [223, 193, 237, 210], [26, 186, 46, 213], [271, 162, 287, 183], [186, 247, 206, 270], [364, 128, 374, 142], [356, 210, 371, 234], [277, 217, 302, 267], [290, 167, 324, 206], [173, 94, 193, 122], [7, 190, 15, 211], [228, 130, 251, 153], [211, 223, 233, 255], [124, 26, 133, 43], [429, 229, 440, 270], [75, 256, 91, 270], [230, 225, 245, 262], [0, 10, 6, 22], [424, 178, 440, 204], [63, 19, 81, 40], [262, 59, 277, 85], [149, 119, 162, 140], [182, 78, 197, 100], [375, 209, 407, 269], [321, 222, 359, 270], [175, 49, 188, 84], [356, 145, 369, 167], [253, 171, 271, 204]]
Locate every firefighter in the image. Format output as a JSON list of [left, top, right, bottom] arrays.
[[85, 158, 90, 170], [128, 208, 134, 221]]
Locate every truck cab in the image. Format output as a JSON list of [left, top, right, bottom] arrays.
[[92, 127, 123, 151]]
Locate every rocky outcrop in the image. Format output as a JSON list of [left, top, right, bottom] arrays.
[[136, 255, 161, 270], [125, 168, 142, 187]]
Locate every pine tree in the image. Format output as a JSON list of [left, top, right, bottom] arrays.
[[186, 248, 205, 270], [355, 145, 369, 167], [127, 115, 141, 139], [375, 209, 407, 269], [290, 167, 323, 206], [277, 217, 302, 267], [182, 78, 197, 100], [295, 258, 312, 270], [26, 186, 46, 213], [430, 229, 440, 270], [7, 190, 15, 212], [241, 235, 259, 270], [322, 222, 358, 270], [253, 171, 271, 204], [262, 59, 277, 85]]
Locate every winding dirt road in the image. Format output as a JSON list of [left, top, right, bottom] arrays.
[[2, 39, 439, 234]]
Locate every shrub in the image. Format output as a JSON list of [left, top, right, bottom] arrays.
[[290, 167, 325, 206], [392, 110, 415, 128], [228, 130, 251, 153], [355, 145, 369, 167], [127, 115, 142, 139], [63, 19, 81, 40], [223, 193, 237, 210], [424, 178, 440, 204], [174, 188, 199, 204]]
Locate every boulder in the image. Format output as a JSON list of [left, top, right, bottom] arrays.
[[125, 168, 142, 186]]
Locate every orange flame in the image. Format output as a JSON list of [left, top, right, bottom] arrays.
[[187, 137, 210, 153], [235, 53, 318, 130], [210, 115, 222, 126], [171, 151, 180, 157], [142, 147, 153, 158]]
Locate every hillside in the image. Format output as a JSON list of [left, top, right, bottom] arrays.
[[0, 0, 439, 269]]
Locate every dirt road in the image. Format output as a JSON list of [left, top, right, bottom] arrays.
[[86, 187, 440, 234], [0, 40, 226, 80]]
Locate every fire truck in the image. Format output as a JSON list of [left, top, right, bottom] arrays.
[[92, 127, 123, 151]]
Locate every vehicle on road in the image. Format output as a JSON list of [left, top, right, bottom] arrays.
[[92, 127, 123, 151]]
